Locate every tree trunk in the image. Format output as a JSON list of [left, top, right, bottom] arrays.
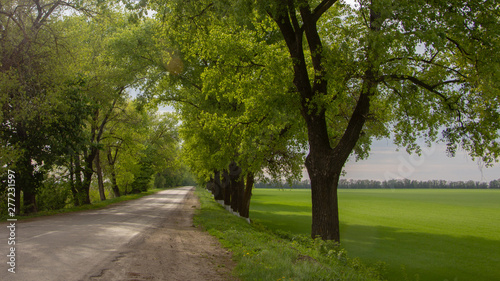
[[213, 171, 224, 201], [80, 98, 116, 203], [222, 170, 231, 206], [20, 155, 38, 214], [81, 168, 92, 205], [23, 191, 37, 214], [229, 179, 239, 213], [110, 168, 120, 198], [95, 149, 106, 201], [69, 156, 80, 206], [239, 172, 254, 218], [307, 155, 340, 240], [303, 107, 340, 240], [73, 154, 83, 206], [80, 148, 95, 205], [207, 177, 215, 194], [234, 178, 245, 214], [229, 162, 243, 214], [107, 147, 120, 197]]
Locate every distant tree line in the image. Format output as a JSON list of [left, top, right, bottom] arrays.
[[255, 179, 500, 189]]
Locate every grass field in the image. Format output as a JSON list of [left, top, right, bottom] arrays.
[[250, 189, 500, 281], [194, 187, 384, 281]]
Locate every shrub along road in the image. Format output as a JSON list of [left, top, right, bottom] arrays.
[[0, 186, 237, 281]]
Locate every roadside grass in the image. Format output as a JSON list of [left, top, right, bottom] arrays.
[[193, 186, 385, 281], [0, 188, 168, 221], [250, 188, 500, 281]]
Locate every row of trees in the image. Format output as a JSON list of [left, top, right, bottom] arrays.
[[120, 0, 310, 219], [138, 0, 500, 242], [255, 179, 500, 189], [0, 1, 188, 215], [2, 1, 499, 243], [339, 179, 500, 189]]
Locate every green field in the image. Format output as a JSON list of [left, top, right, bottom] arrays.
[[250, 189, 500, 281]]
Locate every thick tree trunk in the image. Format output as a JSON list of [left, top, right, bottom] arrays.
[[213, 171, 224, 201], [229, 162, 243, 214], [303, 109, 341, 241], [234, 179, 245, 214], [307, 157, 340, 241], [230, 180, 242, 214], [222, 170, 231, 206], [95, 149, 106, 201], [239, 172, 254, 218]]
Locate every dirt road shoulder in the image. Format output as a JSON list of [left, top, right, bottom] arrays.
[[86, 187, 238, 281]]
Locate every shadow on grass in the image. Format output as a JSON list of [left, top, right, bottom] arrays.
[[251, 208, 500, 281], [342, 223, 500, 281]]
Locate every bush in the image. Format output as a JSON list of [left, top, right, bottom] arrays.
[[37, 179, 71, 211]]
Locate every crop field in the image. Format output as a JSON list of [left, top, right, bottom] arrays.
[[250, 188, 500, 281]]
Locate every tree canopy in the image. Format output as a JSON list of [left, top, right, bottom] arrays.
[[143, 0, 500, 241], [1, 0, 498, 242]]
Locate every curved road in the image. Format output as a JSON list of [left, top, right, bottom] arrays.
[[1, 186, 194, 281]]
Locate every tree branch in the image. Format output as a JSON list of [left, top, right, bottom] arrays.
[[287, 0, 302, 34], [446, 36, 470, 56], [164, 97, 200, 109], [385, 75, 462, 98], [269, 2, 301, 53], [188, 2, 214, 21], [311, 0, 338, 23], [384, 57, 467, 79]]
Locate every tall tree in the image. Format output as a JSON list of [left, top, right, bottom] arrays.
[[268, 0, 500, 241], [59, 10, 148, 204], [0, 0, 96, 213]]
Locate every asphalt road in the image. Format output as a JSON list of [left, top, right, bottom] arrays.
[[0, 186, 193, 281]]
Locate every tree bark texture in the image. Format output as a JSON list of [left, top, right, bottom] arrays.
[[239, 172, 254, 218]]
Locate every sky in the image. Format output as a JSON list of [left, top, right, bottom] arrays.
[[327, 0, 500, 182], [340, 139, 500, 182]]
